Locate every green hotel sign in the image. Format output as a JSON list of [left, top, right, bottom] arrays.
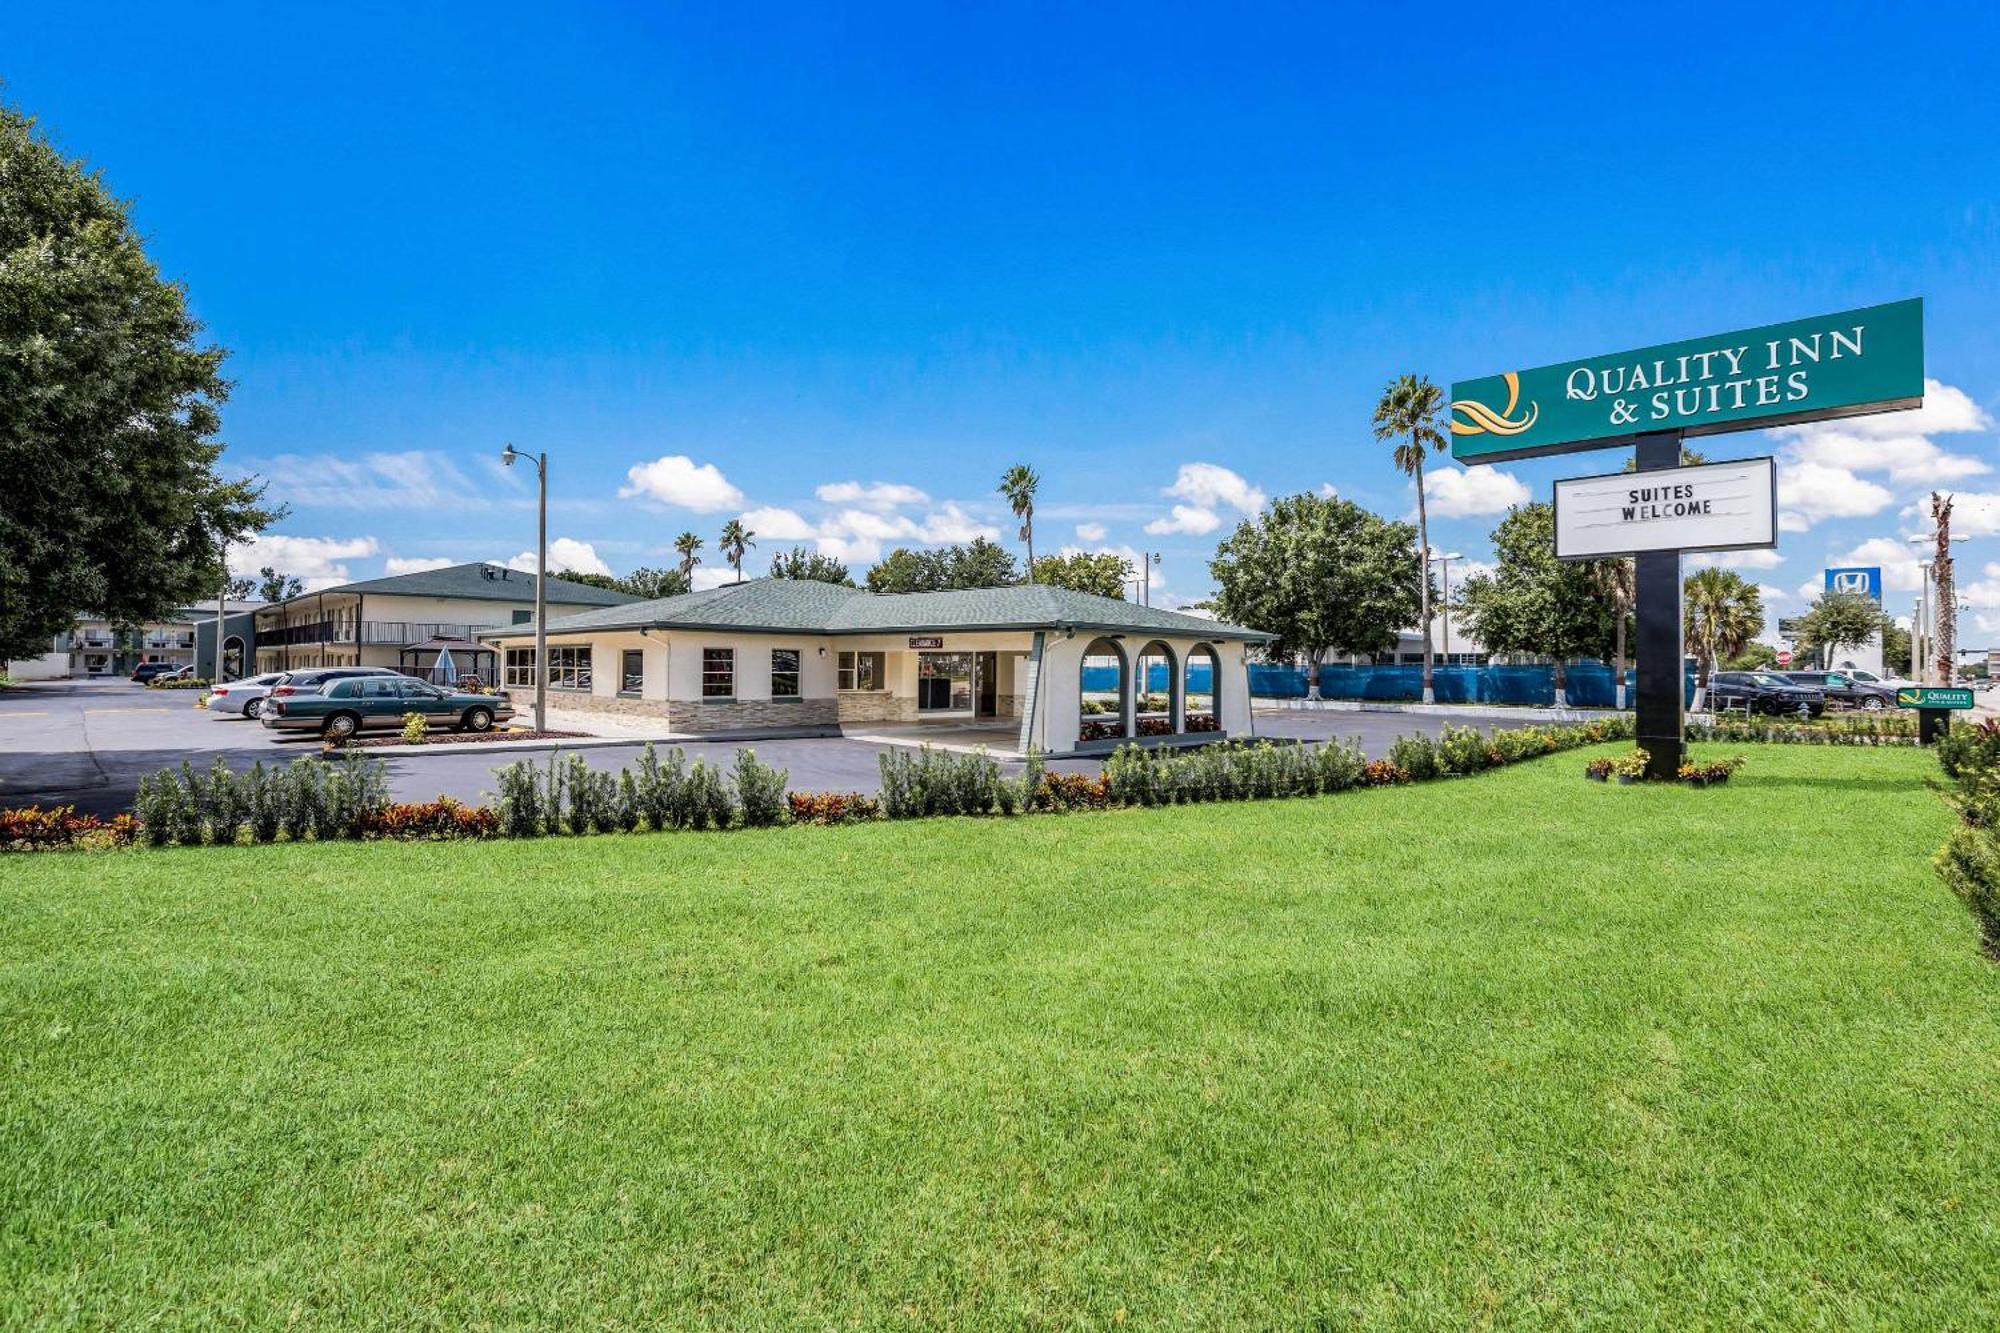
[[1896, 686, 1975, 710], [1450, 298, 1924, 464]]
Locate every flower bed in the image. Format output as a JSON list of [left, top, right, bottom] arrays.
[[10, 717, 1644, 852], [348, 728, 586, 748]]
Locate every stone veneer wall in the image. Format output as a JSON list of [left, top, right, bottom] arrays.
[[542, 691, 670, 719], [837, 691, 917, 724], [671, 697, 839, 733]]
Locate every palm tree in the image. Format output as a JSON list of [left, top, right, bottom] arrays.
[[998, 464, 1039, 583], [1591, 557, 1636, 709], [673, 531, 703, 579], [1373, 375, 1448, 702], [719, 519, 755, 583], [1683, 567, 1765, 705]]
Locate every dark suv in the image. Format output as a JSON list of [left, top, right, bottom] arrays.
[[1780, 670, 1896, 712], [1710, 671, 1826, 718]]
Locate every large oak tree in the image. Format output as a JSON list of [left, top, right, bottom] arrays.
[[1, 103, 276, 659]]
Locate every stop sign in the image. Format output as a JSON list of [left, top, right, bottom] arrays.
[[1776, 649, 1793, 666]]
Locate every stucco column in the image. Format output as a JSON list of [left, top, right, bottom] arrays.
[[1169, 642, 1186, 733]]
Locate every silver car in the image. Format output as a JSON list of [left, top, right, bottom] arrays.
[[204, 672, 290, 720]]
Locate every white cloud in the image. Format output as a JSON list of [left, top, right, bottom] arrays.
[[1775, 459, 1894, 532], [1448, 558, 1496, 586], [815, 481, 929, 511], [1163, 462, 1265, 515], [241, 451, 485, 511], [690, 567, 738, 590], [1145, 504, 1223, 536], [1686, 548, 1785, 571], [509, 537, 611, 578], [384, 556, 455, 576], [1317, 483, 1339, 498], [619, 455, 745, 512], [738, 506, 818, 541], [228, 534, 381, 591], [1422, 465, 1530, 518], [1829, 537, 1926, 594], [1075, 522, 1107, 542]]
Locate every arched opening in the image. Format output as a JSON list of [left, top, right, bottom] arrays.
[[1078, 637, 1130, 742], [1134, 640, 1177, 736], [1184, 642, 1221, 733], [221, 635, 245, 682]]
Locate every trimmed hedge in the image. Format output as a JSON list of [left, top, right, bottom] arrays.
[[1688, 713, 1918, 745]]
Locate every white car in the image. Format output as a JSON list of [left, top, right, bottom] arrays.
[[206, 672, 289, 720], [1840, 667, 1917, 690]]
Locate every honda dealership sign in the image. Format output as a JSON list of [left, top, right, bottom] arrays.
[[1824, 566, 1883, 603], [1553, 457, 1777, 560], [1450, 299, 1924, 464]]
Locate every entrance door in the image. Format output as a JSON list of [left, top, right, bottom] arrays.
[[917, 652, 973, 714], [976, 652, 998, 718]]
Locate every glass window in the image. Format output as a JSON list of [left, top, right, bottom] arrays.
[[702, 648, 734, 698], [837, 650, 884, 691], [505, 646, 592, 689], [361, 678, 401, 699], [771, 648, 801, 698], [511, 610, 533, 625], [621, 649, 644, 695]]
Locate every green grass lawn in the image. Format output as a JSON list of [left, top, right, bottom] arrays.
[[4, 743, 1997, 1328]]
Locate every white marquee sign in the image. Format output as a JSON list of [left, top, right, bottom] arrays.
[[1553, 456, 1777, 560]]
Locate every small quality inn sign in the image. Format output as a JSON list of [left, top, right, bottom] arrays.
[[1450, 298, 1924, 464]]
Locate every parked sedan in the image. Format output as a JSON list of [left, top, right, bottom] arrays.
[[205, 672, 289, 720], [260, 674, 514, 740], [130, 662, 184, 683], [1780, 670, 1897, 711], [1710, 670, 1826, 718]]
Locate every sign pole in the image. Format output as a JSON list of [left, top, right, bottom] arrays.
[[1632, 431, 1686, 782]]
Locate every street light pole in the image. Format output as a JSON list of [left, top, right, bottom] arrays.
[[502, 443, 549, 733]]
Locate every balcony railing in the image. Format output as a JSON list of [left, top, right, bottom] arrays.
[[359, 621, 503, 645]]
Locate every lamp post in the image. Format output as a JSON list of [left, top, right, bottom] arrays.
[[1425, 549, 1463, 660], [501, 443, 548, 732]]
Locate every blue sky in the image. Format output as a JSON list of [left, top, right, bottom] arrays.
[[11, 2, 2000, 641]]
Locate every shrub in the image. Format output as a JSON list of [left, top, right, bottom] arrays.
[[1033, 772, 1112, 812], [1688, 713, 1918, 746], [1387, 733, 1440, 782], [493, 758, 545, 838], [787, 792, 883, 825], [877, 746, 1004, 819], [360, 798, 499, 840], [401, 711, 429, 744], [1360, 759, 1410, 786], [1184, 713, 1220, 733], [1937, 825, 2000, 954], [563, 754, 621, 834], [732, 750, 790, 828], [244, 762, 282, 843], [680, 758, 734, 831], [1435, 724, 1494, 776], [130, 753, 387, 845], [0, 805, 139, 851]]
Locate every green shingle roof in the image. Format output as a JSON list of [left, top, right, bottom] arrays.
[[288, 562, 640, 607], [483, 578, 1272, 641]]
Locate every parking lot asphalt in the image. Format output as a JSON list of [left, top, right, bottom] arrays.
[[1, 678, 1537, 817]]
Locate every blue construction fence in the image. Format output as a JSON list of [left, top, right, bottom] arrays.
[[1082, 661, 1692, 708]]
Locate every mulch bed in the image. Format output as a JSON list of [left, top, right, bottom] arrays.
[[347, 729, 588, 749]]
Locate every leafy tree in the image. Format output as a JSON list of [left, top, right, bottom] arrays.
[[865, 539, 1021, 594], [1794, 589, 1879, 670], [1620, 447, 1709, 472], [1879, 614, 1912, 677], [257, 567, 303, 602], [1724, 642, 1779, 671], [1030, 551, 1131, 599], [1373, 374, 1447, 701], [1590, 557, 1636, 708], [552, 570, 619, 591], [1683, 567, 1766, 695], [768, 547, 853, 586], [673, 532, 703, 578], [617, 566, 689, 600], [1209, 493, 1421, 688], [0, 102, 279, 659], [998, 465, 1039, 583], [719, 518, 754, 583], [1455, 504, 1616, 704], [223, 575, 257, 601]]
